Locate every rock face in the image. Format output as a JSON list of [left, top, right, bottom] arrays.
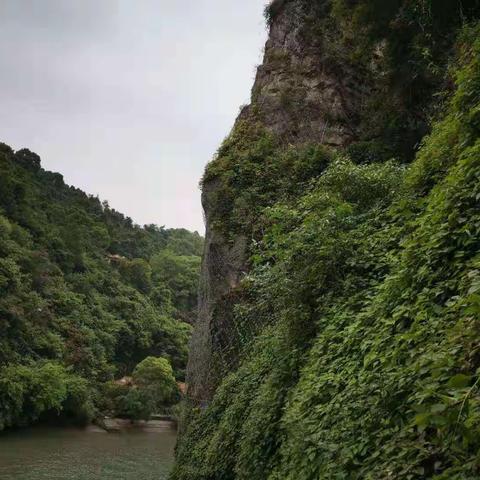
[[186, 178, 248, 402], [241, 0, 366, 147], [186, 0, 371, 403]]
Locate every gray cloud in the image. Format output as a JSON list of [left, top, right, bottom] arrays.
[[0, 0, 267, 232]]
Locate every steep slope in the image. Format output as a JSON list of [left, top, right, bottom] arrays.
[[175, 1, 480, 479], [187, 0, 477, 405], [0, 144, 202, 430], [188, 0, 370, 403]]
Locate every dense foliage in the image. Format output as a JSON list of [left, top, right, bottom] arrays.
[[103, 356, 179, 421], [172, 13, 480, 480], [0, 146, 202, 430]]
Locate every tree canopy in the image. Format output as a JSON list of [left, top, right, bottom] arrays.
[[0, 144, 203, 429]]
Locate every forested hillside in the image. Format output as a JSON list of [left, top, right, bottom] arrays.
[[173, 1, 480, 479], [0, 143, 202, 430]]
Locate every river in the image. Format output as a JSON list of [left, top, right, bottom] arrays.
[[0, 422, 177, 480]]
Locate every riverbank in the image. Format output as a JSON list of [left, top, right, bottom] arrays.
[[97, 417, 177, 433]]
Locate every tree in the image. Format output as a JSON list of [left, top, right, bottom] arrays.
[[119, 258, 152, 293], [133, 356, 178, 405], [103, 357, 179, 421], [120, 388, 154, 421], [150, 250, 201, 321]]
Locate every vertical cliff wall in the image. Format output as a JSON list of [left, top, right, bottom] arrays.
[[186, 0, 372, 403], [185, 0, 452, 403], [174, 1, 480, 479]]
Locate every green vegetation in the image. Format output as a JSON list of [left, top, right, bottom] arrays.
[[103, 356, 179, 421], [172, 10, 480, 480], [0, 144, 202, 430], [203, 121, 331, 239]]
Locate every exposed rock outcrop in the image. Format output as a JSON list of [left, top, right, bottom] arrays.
[[186, 177, 247, 402], [240, 0, 366, 147], [186, 0, 372, 403]]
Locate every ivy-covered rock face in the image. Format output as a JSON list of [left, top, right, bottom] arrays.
[[187, 0, 480, 405], [176, 1, 480, 479]]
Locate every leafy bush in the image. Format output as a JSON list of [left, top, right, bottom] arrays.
[[102, 357, 179, 421], [133, 356, 179, 404], [264, 1, 286, 27], [202, 121, 331, 241], [0, 362, 93, 430]]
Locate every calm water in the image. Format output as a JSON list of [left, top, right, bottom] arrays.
[[0, 423, 177, 480]]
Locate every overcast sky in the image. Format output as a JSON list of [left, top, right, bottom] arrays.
[[0, 1, 268, 233]]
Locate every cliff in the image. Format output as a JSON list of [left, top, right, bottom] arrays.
[[187, 0, 370, 403], [186, 0, 439, 405], [177, 1, 480, 478]]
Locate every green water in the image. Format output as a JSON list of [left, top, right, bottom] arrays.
[[0, 423, 177, 480]]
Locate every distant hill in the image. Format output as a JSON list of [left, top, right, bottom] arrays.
[[0, 142, 203, 430]]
